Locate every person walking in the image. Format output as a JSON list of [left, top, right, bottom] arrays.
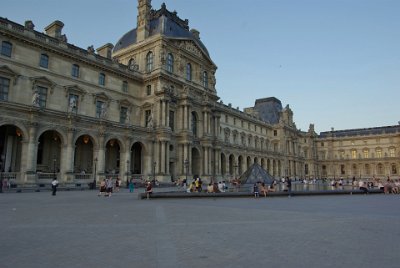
[[253, 183, 259, 198], [129, 179, 135, 193], [51, 177, 59, 196], [287, 177, 292, 197]]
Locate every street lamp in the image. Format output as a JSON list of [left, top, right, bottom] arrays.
[[184, 159, 189, 182], [93, 157, 97, 190], [53, 156, 57, 180], [126, 159, 130, 189], [153, 161, 156, 186]]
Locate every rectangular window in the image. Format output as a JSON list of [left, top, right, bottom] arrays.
[[0, 77, 10, 101], [363, 150, 369, 159], [122, 81, 128, 92], [169, 110, 175, 131], [37, 86, 47, 108], [99, 73, 105, 86], [376, 149, 382, 158], [120, 107, 128, 123], [71, 64, 79, 78], [145, 110, 151, 127], [1, 41, 12, 57], [274, 130, 277, 136], [390, 148, 395, 157], [39, 54, 49, 68], [146, 85, 151, 95], [68, 94, 78, 113], [96, 100, 104, 118], [351, 150, 357, 159]]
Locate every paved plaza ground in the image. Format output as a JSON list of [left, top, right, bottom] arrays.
[[1, 188, 399, 268]]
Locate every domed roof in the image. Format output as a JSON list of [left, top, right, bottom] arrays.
[[113, 4, 210, 58]]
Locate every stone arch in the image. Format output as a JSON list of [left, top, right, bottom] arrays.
[[36, 130, 63, 173], [130, 141, 146, 174], [74, 134, 95, 173], [221, 153, 226, 176], [191, 147, 201, 178], [228, 154, 235, 176], [0, 124, 24, 172]]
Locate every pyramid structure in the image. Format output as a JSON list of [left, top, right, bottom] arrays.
[[238, 163, 274, 185]]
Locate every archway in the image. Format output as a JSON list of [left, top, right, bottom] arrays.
[[131, 142, 143, 174], [191, 147, 201, 178], [247, 156, 251, 170], [105, 139, 120, 174], [238, 155, 243, 176], [74, 135, 94, 174], [229, 154, 235, 176], [0, 125, 23, 174], [36, 130, 61, 179]]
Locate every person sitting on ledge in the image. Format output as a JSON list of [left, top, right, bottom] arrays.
[[207, 183, 214, 193], [259, 182, 268, 198], [145, 182, 153, 199], [358, 180, 368, 194]]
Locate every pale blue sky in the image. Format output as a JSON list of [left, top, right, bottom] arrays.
[[2, 0, 399, 133]]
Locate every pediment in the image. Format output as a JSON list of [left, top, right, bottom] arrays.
[[118, 98, 133, 108], [93, 92, 111, 104], [30, 76, 56, 89], [0, 65, 19, 77], [64, 85, 87, 97]]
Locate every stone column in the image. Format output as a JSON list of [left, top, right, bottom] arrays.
[[25, 124, 38, 172]]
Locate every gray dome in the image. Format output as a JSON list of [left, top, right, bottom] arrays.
[[113, 5, 210, 57]]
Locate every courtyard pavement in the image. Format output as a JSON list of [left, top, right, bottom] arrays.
[[0, 189, 399, 268]]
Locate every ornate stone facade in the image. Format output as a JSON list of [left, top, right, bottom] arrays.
[[0, 1, 398, 188]]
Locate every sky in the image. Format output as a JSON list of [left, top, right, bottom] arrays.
[[2, 0, 399, 133]]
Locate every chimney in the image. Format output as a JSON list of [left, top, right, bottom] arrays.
[[136, 0, 151, 42], [96, 43, 114, 59], [44, 20, 64, 39], [190, 29, 200, 39]]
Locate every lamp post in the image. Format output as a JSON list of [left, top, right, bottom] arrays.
[[184, 159, 189, 183], [93, 157, 97, 190], [153, 161, 156, 187], [0, 154, 4, 193], [53, 156, 57, 180], [126, 159, 130, 189]]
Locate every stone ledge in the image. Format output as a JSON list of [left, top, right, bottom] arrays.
[[139, 189, 384, 199]]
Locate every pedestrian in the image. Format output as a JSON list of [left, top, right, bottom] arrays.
[[115, 177, 121, 192], [105, 178, 113, 197], [129, 178, 135, 193], [51, 177, 59, 196], [287, 177, 292, 197], [253, 183, 259, 198]]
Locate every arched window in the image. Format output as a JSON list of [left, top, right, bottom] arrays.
[[167, 53, 174, 73], [186, 63, 192, 81], [146, 52, 153, 72], [191, 112, 198, 137], [1, 41, 12, 57], [202, 71, 208, 88], [39, 54, 49, 68]]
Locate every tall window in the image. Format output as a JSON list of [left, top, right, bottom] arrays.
[[186, 63, 192, 81], [389, 148, 395, 157], [99, 73, 105, 86], [363, 150, 369, 159], [376, 149, 382, 158], [0, 77, 10, 101], [71, 64, 79, 78], [146, 52, 153, 72], [191, 112, 198, 137], [39, 54, 49, 68], [96, 100, 104, 118], [202, 71, 208, 88], [37, 86, 48, 108], [169, 110, 175, 131], [120, 107, 128, 123], [351, 150, 357, 159], [146, 85, 152, 95], [166, 53, 174, 73], [68, 94, 78, 113], [1, 41, 12, 57], [122, 81, 128, 92]]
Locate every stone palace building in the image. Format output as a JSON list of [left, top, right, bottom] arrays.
[[0, 0, 399, 187]]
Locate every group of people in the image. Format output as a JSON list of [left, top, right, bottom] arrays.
[[253, 181, 277, 198], [98, 177, 122, 197]]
